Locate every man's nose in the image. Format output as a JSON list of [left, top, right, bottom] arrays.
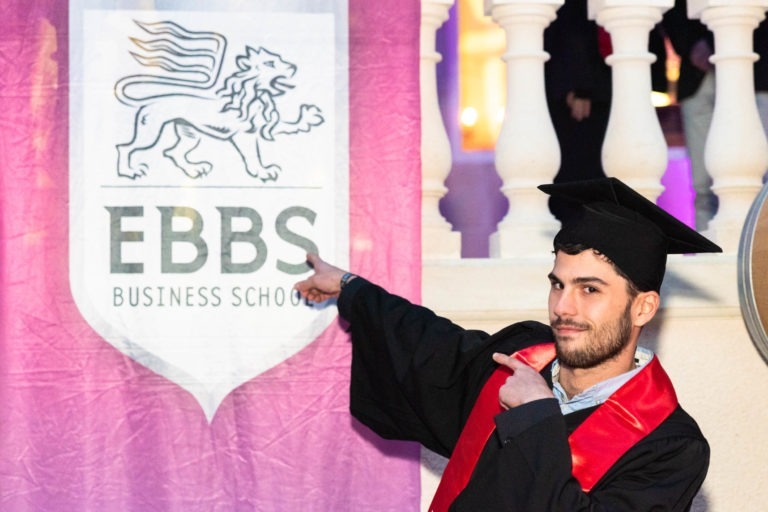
[[552, 289, 576, 317]]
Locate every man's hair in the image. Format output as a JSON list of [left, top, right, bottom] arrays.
[[554, 241, 641, 300]]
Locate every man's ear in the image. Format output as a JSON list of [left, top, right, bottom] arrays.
[[633, 291, 660, 328]]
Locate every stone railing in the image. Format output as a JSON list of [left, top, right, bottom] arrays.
[[421, 0, 768, 259], [418, 1, 768, 511]]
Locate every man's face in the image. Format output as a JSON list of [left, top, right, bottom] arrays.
[[547, 250, 635, 369]]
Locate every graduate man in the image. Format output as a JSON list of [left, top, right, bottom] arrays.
[[294, 178, 718, 511]]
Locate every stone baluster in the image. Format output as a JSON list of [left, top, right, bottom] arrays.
[[422, 0, 461, 259], [689, 0, 768, 252], [487, 0, 563, 258], [589, 0, 672, 202]]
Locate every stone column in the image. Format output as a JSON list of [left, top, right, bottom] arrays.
[[422, 0, 461, 259], [690, 0, 768, 252], [487, 0, 563, 258], [589, 0, 673, 202]]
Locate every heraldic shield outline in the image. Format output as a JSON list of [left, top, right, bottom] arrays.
[[69, 5, 348, 421]]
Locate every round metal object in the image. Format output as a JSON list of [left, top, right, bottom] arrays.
[[738, 182, 768, 365]]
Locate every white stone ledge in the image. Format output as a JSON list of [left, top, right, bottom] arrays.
[[422, 253, 741, 331]]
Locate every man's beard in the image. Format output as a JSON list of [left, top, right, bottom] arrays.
[[552, 302, 634, 369]]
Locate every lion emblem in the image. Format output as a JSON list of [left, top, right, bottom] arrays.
[[115, 20, 324, 181]]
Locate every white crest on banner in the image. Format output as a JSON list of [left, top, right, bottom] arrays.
[[69, 3, 348, 421]]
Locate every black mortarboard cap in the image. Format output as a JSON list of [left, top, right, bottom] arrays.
[[538, 177, 722, 292]]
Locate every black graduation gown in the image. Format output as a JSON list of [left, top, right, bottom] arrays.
[[339, 278, 709, 511]]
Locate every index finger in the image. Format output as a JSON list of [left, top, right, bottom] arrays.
[[492, 352, 524, 370]]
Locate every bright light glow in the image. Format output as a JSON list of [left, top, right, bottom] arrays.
[[495, 107, 505, 124], [460, 107, 479, 127], [651, 91, 671, 107]]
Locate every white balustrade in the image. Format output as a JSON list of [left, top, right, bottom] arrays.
[[486, 0, 563, 258], [421, 0, 461, 259], [689, 0, 768, 252], [423, 0, 768, 258], [589, 0, 672, 201]]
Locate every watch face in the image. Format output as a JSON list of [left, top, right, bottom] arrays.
[[739, 182, 768, 365]]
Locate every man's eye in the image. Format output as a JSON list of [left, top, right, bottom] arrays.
[[584, 286, 598, 294]]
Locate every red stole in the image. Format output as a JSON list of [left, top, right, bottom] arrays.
[[597, 26, 613, 59], [429, 343, 678, 512]]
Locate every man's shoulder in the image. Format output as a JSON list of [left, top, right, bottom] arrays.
[[491, 320, 554, 350], [630, 405, 709, 470], [652, 405, 708, 442], [625, 404, 710, 483]]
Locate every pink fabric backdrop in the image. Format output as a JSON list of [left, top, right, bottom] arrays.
[[0, 1, 422, 510]]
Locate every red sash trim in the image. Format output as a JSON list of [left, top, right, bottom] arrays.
[[570, 354, 678, 491], [429, 343, 556, 512], [428, 343, 679, 511]]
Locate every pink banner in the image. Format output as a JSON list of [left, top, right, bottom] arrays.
[[0, 1, 422, 510]]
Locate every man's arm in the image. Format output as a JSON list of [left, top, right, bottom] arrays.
[[294, 253, 553, 456], [294, 253, 489, 453]]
